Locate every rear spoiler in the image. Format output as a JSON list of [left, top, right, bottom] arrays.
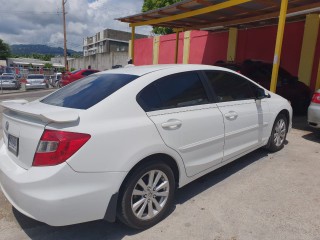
[[1, 100, 79, 123]]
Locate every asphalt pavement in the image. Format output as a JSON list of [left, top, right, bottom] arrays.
[[0, 90, 319, 240]]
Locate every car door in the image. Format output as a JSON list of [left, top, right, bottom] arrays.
[[137, 71, 225, 177], [204, 70, 271, 161]]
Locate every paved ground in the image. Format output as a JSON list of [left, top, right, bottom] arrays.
[[0, 91, 319, 240]]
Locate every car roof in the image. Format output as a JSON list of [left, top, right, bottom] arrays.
[[96, 64, 226, 77]]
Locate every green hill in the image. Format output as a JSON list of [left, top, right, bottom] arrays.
[[10, 44, 82, 56]]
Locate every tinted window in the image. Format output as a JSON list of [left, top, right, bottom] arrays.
[[71, 70, 81, 74], [205, 71, 255, 102], [1, 76, 14, 80], [41, 73, 138, 110], [82, 71, 94, 76], [28, 75, 44, 79], [138, 71, 209, 111]]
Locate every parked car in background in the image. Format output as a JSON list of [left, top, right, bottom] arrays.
[[0, 65, 292, 229], [308, 89, 320, 129], [60, 69, 99, 87], [48, 73, 62, 87], [215, 60, 311, 114], [26, 74, 48, 90], [0, 75, 20, 89]]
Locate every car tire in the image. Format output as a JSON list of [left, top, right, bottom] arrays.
[[265, 114, 288, 152], [117, 161, 175, 229]]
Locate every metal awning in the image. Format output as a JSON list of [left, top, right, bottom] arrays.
[[117, 0, 320, 93], [13, 61, 30, 65], [31, 63, 44, 67], [52, 63, 65, 68], [117, 0, 320, 30]]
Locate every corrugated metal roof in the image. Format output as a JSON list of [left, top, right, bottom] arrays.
[[117, 0, 320, 30]]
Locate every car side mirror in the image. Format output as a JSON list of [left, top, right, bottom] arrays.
[[255, 88, 271, 100]]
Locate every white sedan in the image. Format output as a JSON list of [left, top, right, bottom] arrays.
[[0, 65, 292, 229]]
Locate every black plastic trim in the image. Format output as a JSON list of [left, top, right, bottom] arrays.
[[103, 192, 118, 222]]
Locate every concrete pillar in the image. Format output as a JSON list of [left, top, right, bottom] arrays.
[[298, 14, 320, 87], [153, 36, 160, 65], [227, 28, 238, 62], [183, 31, 191, 64]]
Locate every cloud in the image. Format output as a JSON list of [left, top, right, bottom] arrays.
[[0, 0, 152, 51]]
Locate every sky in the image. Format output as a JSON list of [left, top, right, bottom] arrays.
[[0, 0, 152, 51]]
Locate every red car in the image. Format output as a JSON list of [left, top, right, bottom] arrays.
[[60, 69, 100, 87], [215, 60, 311, 114]]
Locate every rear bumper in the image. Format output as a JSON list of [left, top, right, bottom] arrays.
[[308, 104, 320, 128], [26, 83, 47, 89], [0, 140, 126, 226], [0, 83, 18, 89]]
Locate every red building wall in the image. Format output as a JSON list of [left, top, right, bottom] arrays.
[[158, 33, 184, 64], [236, 21, 305, 77], [134, 38, 153, 65], [189, 30, 228, 65], [134, 21, 319, 89]]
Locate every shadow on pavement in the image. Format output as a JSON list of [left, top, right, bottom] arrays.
[[13, 208, 139, 240], [13, 148, 270, 240], [292, 115, 320, 143], [302, 131, 320, 144], [175, 148, 269, 205]]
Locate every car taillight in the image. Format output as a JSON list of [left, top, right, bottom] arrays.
[[33, 130, 91, 166], [311, 93, 320, 104]]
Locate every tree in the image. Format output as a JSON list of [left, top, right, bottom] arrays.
[[142, 0, 182, 35], [0, 39, 11, 60], [44, 63, 53, 69]]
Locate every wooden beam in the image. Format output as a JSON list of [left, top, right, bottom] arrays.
[[195, 0, 212, 6], [130, 0, 252, 27], [131, 26, 135, 64], [175, 31, 180, 64]]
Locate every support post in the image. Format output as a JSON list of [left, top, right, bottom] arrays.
[[183, 31, 191, 64], [270, 0, 288, 93], [131, 26, 135, 64], [128, 40, 132, 59], [62, 0, 68, 71], [316, 60, 320, 90], [227, 28, 238, 62], [175, 31, 180, 64], [298, 14, 320, 87], [153, 36, 160, 64]]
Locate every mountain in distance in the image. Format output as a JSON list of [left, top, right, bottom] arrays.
[[10, 44, 82, 56]]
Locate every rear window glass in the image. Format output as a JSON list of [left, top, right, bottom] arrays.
[[71, 70, 81, 74], [41, 73, 138, 110], [28, 75, 44, 79], [1, 76, 14, 80]]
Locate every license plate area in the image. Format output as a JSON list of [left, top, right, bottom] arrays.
[[8, 134, 19, 156]]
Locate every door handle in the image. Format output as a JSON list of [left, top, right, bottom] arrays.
[[161, 119, 182, 130], [224, 111, 238, 121]]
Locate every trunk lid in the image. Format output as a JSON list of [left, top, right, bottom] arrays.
[[1, 100, 80, 169]]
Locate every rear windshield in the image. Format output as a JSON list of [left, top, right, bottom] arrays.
[[28, 75, 44, 79], [71, 70, 81, 74], [1, 76, 14, 80], [41, 73, 139, 110]]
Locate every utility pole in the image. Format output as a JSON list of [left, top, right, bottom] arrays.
[[62, 0, 68, 71]]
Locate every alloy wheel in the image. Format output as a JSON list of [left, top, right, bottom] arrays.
[[131, 170, 170, 220], [273, 119, 286, 147]]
